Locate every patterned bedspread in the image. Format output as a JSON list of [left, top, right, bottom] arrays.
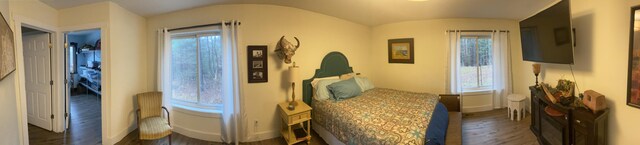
[[312, 88, 440, 145]]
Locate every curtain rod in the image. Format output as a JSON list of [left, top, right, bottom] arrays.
[[446, 30, 510, 32], [168, 21, 241, 32]]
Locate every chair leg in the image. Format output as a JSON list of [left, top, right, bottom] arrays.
[[169, 134, 172, 145]]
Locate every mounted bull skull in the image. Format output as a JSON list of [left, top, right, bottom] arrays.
[[274, 36, 300, 64]]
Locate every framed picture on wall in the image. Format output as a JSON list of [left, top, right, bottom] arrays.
[[248, 45, 268, 83], [628, 6, 640, 109], [388, 38, 414, 64], [0, 11, 16, 81]]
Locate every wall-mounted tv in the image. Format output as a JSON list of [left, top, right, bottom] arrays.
[[520, 0, 574, 64]]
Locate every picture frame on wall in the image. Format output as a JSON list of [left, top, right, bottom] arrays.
[[628, 6, 640, 109], [0, 11, 16, 81], [388, 38, 414, 64], [248, 45, 268, 83]]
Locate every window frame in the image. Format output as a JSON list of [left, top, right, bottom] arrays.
[[169, 30, 223, 110], [460, 35, 493, 92]]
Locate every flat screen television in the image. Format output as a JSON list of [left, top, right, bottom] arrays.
[[520, 0, 574, 64]]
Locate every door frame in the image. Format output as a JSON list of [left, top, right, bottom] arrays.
[[59, 23, 111, 144], [13, 15, 111, 145]]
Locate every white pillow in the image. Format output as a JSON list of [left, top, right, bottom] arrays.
[[354, 76, 374, 92], [311, 76, 339, 88]]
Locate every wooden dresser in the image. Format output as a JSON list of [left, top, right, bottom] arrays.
[[530, 86, 609, 145]]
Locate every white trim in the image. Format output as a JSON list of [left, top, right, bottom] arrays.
[[172, 104, 222, 118], [461, 89, 494, 96], [12, 15, 61, 145], [242, 129, 280, 142], [462, 104, 494, 113], [173, 124, 222, 142]]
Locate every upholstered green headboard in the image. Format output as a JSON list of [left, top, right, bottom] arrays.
[[302, 52, 353, 105]]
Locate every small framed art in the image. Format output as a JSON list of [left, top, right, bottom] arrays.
[[248, 45, 268, 83], [388, 38, 414, 64]]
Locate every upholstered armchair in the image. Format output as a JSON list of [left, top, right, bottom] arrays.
[[136, 92, 172, 144]]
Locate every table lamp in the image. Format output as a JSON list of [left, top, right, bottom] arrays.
[[533, 64, 541, 86], [287, 62, 299, 110]]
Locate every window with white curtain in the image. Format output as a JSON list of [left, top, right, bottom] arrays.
[[170, 31, 223, 109], [459, 35, 493, 91]]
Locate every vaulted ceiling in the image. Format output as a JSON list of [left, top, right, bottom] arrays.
[[39, 0, 559, 26]]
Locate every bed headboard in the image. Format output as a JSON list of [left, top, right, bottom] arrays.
[[302, 52, 353, 105]]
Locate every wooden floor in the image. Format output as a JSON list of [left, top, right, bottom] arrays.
[[28, 94, 102, 145], [463, 108, 539, 145], [116, 128, 327, 145]]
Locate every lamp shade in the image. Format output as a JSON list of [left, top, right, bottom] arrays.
[[289, 65, 299, 83], [532, 64, 541, 75]]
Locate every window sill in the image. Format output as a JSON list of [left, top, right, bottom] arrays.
[[172, 104, 222, 118], [462, 89, 494, 96]]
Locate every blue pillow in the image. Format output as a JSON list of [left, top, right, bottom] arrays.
[[327, 78, 362, 101], [315, 79, 342, 100]]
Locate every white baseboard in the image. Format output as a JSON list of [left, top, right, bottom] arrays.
[[463, 104, 494, 113], [108, 125, 136, 145], [173, 124, 222, 142], [242, 130, 280, 142]]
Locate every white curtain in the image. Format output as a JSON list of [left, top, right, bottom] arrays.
[[221, 21, 241, 144], [446, 31, 463, 94], [157, 28, 173, 112], [491, 31, 512, 108]]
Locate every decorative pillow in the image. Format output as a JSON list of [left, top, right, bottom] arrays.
[[314, 79, 342, 100], [327, 78, 362, 101], [354, 76, 375, 92], [339, 73, 356, 80]]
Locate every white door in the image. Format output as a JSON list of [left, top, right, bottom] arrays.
[[23, 33, 53, 131]]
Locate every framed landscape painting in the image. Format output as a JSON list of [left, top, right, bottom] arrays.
[[388, 38, 414, 64], [0, 12, 15, 81], [628, 6, 640, 108]]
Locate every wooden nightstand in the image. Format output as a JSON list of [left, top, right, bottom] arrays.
[[277, 100, 312, 145]]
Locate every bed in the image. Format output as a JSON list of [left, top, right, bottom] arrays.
[[302, 52, 460, 145]]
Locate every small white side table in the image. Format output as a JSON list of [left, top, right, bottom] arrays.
[[507, 94, 527, 121]]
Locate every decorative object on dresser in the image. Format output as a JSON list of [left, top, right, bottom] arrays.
[[628, 5, 640, 109], [247, 45, 268, 83], [288, 63, 299, 110], [583, 90, 607, 113], [533, 63, 541, 86], [0, 11, 15, 81], [278, 100, 312, 145], [388, 38, 414, 64], [530, 86, 609, 145], [274, 36, 300, 64]]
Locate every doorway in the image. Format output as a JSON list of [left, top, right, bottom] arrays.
[[22, 26, 53, 131], [64, 29, 103, 144]]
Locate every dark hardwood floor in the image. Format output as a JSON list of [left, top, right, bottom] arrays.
[[116, 128, 328, 145], [28, 94, 102, 145], [463, 108, 539, 145], [118, 109, 538, 145]]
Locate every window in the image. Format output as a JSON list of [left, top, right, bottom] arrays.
[[171, 32, 223, 108], [459, 36, 493, 90]]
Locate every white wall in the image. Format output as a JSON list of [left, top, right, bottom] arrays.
[[512, 0, 640, 144], [146, 4, 372, 141], [107, 2, 148, 143], [370, 19, 522, 112]]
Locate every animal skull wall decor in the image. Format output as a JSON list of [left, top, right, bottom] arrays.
[[274, 36, 300, 64]]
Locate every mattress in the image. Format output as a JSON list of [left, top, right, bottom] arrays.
[[312, 88, 448, 145]]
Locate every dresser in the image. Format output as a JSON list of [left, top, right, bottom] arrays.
[[530, 86, 609, 145]]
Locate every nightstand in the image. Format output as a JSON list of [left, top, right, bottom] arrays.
[[277, 100, 312, 145]]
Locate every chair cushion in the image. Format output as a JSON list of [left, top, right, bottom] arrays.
[[139, 117, 172, 140]]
